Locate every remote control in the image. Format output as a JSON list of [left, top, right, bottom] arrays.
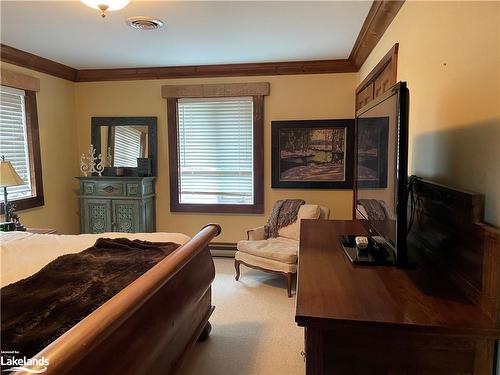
[[372, 236, 386, 245], [355, 236, 369, 249]]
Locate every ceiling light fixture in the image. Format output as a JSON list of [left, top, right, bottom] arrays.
[[81, 0, 130, 18]]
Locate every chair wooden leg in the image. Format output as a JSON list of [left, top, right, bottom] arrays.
[[286, 273, 293, 298], [235, 259, 241, 281]]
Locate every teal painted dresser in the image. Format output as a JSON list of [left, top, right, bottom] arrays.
[[77, 177, 156, 234]]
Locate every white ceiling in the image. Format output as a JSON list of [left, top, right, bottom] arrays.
[[0, 1, 372, 69]]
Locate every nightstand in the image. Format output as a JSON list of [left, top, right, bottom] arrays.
[[26, 228, 57, 234]]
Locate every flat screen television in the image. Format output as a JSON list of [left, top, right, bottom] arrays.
[[346, 82, 409, 267]]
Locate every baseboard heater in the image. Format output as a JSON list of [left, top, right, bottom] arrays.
[[208, 242, 237, 258]]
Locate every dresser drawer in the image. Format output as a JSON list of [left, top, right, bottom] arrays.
[[126, 183, 140, 197], [95, 182, 124, 196], [81, 182, 96, 196]]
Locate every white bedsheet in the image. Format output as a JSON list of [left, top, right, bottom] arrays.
[[0, 231, 191, 287]]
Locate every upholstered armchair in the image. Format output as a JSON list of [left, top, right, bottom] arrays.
[[356, 199, 395, 221], [235, 204, 330, 297]]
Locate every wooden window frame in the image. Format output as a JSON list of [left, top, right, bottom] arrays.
[[355, 43, 398, 110], [167, 95, 264, 214], [1, 90, 44, 214]]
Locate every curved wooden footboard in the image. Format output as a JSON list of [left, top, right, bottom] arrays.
[[14, 224, 221, 375]]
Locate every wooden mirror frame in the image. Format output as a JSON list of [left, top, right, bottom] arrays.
[[91, 117, 158, 176]]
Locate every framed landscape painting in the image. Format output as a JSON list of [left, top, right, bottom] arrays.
[[271, 119, 354, 189], [356, 116, 389, 188]]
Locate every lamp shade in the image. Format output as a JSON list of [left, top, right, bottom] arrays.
[[0, 159, 24, 187]]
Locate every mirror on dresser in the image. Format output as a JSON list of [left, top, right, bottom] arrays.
[[91, 117, 157, 176]]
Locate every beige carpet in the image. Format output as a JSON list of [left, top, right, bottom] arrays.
[[178, 257, 305, 375]]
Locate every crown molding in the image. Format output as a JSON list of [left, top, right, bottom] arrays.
[[75, 59, 356, 82], [0, 44, 77, 82], [0, 44, 356, 82], [0, 1, 404, 82], [349, 0, 405, 70]]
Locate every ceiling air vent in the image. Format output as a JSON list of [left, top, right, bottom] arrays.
[[126, 16, 164, 30]]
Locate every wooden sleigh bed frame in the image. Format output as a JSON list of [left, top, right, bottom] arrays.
[[12, 223, 221, 375]]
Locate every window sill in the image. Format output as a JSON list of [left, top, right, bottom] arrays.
[[171, 202, 263, 214], [0, 196, 44, 215]]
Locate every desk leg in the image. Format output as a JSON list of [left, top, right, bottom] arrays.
[[305, 327, 324, 375]]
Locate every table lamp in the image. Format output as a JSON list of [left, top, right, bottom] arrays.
[[0, 155, 24, 222]]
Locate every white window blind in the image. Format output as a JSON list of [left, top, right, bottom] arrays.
[[177, 97, 254, 205], [0, 85, 33, 200], [113, 126, 142, 167]]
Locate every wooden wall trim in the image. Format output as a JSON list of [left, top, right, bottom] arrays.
[[0, 44, 356, 82], [356, 43, 398, 94], [24, 91, 44, 208], [0, 44, 77, 82], [0, 69, 40, 92], [354, 43, 398, 110], [162, 82, 270, 98], [167, 95, 265, 214], [76, 59, 356, 82], [0, 90, 45, 215], [349, 0, 405, 70]]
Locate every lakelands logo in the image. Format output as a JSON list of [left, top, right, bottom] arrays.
[[1, 351, 49, 373]]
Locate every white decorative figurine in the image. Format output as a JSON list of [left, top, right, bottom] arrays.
[[80, 153, 91, 176], [80, 144, 104, 177]]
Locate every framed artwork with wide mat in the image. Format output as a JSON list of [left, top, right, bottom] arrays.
[[356, 116, 389, 189], [271, 119, 354, 189]]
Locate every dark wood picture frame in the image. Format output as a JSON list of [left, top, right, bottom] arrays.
[[0, 90, 44, 215], [91, 117, 158, 176], [271, 119, 354, 189], [356, 116, 389, 189], [167, 96, 264, 214]]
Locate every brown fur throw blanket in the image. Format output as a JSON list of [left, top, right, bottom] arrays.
[[1, 238, 179, 358], [264, 199, 305, 239]]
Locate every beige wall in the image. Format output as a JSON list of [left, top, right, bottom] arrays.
[[358, 1, 500, 227], [1, 62, 79, 234], [75, 73, 357, 242], [9, 1, 497, 237]]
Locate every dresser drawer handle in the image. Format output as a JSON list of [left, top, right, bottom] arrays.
[[103, 185, 116, 193]]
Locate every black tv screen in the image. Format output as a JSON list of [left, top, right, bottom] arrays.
[[355, 82, 409, 266]]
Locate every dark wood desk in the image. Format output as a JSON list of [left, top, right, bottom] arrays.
[[296, 219, 500, 375]]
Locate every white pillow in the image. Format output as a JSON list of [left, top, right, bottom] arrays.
[[278, 204, 321, 241]]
